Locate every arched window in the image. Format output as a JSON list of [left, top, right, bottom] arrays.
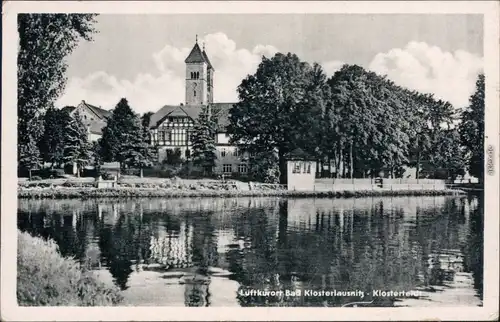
[[196, 72, 199, 79], [194, 90, 196, 97]]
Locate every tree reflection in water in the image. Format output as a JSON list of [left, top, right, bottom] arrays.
[[17, 195, 484, 307]]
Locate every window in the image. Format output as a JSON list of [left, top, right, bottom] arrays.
[[306, 163, 311, 174], [170, 128, 186, 146], [158, 131, 165, 142], [221, 148, 226, 157], [223, 164, 232, 173], [194, 90, 196, 97], [293, 162, 301, 174], [234, 149, 242, 157], [238, 164, 248, 173]]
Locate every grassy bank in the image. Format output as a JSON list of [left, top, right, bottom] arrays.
[[18, 186, 465, 199], [17, 230, 123, 306]]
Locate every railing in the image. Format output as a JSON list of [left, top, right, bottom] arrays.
[[250, 183, 287, 190], [313, 183, 449, 192]]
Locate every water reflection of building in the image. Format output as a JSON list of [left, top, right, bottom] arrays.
[[149, 222, 194, 268], [17, 195, 483, 306]]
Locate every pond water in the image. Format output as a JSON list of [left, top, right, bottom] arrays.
[[17, 195, 483, 307]]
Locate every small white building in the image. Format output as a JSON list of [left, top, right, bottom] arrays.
[[286, 149, 317, 191]]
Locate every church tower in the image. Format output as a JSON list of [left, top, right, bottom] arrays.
[[185, 36, 214, 106]]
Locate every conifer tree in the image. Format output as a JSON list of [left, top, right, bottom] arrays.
[[121, 119, 154, 177], [100, 98, 153, 174], [191, 105, 217, 175], [62, 111, 92, 177]]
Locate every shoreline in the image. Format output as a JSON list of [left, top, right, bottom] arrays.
[[18, 186, 466, 199]]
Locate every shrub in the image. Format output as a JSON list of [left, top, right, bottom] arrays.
[[121, 168, 140, 176], [30, 176, 42, 181], [62, 181, 95, 188], [100, 171, 114, 180], [17, 230, 122, 306]]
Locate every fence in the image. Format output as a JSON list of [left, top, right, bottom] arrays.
[[313, 178, 447, 192], [316, 178, 447, 185]]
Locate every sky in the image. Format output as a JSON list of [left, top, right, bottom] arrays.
[[57, 14, 484, 114]]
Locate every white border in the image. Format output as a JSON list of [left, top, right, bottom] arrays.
[[2, 1, 499, 321]]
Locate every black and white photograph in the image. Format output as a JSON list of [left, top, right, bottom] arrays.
[[1, 1, 499, 321]]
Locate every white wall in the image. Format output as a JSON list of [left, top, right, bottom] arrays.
[[89, 133, 101, 142], [287, 161, 316, 191]]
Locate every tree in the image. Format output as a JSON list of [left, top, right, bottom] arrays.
[[327, 65, 413, 179], [248, 149, 280, 183], [100, 98, 153, 174], [140, 112, 154, 144], [228, 53, 326, 184], [62, 111, 92, 177], [191, 105, 217, 175], [91, 141, 103, 176], [39, 107, 69, 168], [459, 74, 485, 183], [122, 119, 154, 178], [100, 98, 137, 166], [18, 14, 98, 175]]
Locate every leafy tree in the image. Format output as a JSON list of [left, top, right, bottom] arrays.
[[459, 74, 485, 182], [248, 149, 280, 183], [191, 105, 217, 175], [39, 107, 70, 168], [62, 111, 92, 177], [327, 65, 412, 178], [228, 53, 326, 184], [91, 141, 103, 176], [17, 14, 98, 175], [427, 129, 466, 179], [18, 135, 42, 180]]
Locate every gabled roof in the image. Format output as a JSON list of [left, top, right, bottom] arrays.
[[185, 43, 206, 64], [149, 105, 203, 128], [81, 101, 112, 119], [149, 103, 236, 132], [285, 148, 314, 161], [68, 100, 112, 120]]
